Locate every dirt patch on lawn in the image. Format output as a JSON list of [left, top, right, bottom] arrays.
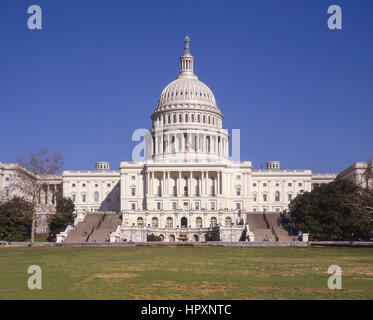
[[91, 272, 137, 279]]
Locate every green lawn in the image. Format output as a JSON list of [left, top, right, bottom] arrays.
[[0, 246, 372, 300]]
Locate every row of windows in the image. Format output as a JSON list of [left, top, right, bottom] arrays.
[[252, 182, 303, 187], [159, 90, 212, 102], [253, 192, 294, 202], [136, 216, 232, 228], [71, 192, 112, 203], [154, 113, 219, 127], [71, 183, 112, 188], [130, 201, 242, 211]]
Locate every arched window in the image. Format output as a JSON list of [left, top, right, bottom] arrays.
[[181, 217, 188, 228], [275, 191, 280, 202], [197, 114, 201, 123], [151, 217, 158, 228], [94, 191, 99, 202], [196, 217, 203, 228], [166, 217, 173, 228], [210, 217, 217, 227], [173, 114, 176, 123], [225, 217, 232, 226], [137, 217, 144, 226]]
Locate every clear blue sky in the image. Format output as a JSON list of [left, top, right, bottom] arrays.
[[1, 0, 372, 173]]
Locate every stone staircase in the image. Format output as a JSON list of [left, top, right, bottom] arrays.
[[88, 213, 122, 243], [64, 213, 121, 243], [265, 213, 293, 242], [246, 213, 274, 242]]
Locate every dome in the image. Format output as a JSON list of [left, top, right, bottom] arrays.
[[157, 77, 218, 109], [152, 35, 222, 117]]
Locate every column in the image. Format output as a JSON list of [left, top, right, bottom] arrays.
[[178, 171, 182, 197], [146, 171, 150, 194], [123, 173, 127, 196], [206, 171, 209, 195], [189, 171, 192, 196]]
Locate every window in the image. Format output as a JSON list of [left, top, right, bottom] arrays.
[[157, 185, 162, 196], [107, 183, 111, 187], [151, 217, 158, 228], [185, 114, 188, 122], [95, 184, 98, 187], [210, 217, 217, 227], [275, 183, 279, 187], [236, 175, 241, 180], [173, 114, 176, 123], [263, 194, 267, 202], [173, 186, 177, 196], [179, 114, 182, 122], [82, 194, 86, 202], [137, 217, 144, 226], [157, 202, 161, 210], [72, 183, 76, 187], [288, 194, 293, 201], [275, 191, 280, 202], [131, 203, 136, 210], [236, 203, 241, 210], [5, 177, 9, 181], [195, 186, 200, 196], [131, 187, 136, 196], [253, 183, 257, 187], [263, 183, 267, 187], [71, 195, 76, 202], [211, 185, 215, 196], [131, 176, 135, 180], [197, 114, 201, 123], [236, 188, 241, 196], [166, 217, 173, 228], [191, 114, 195, 122], [194, 202, 200, 210], [82, 183, 86, 187], [94, 191, 99, 202], [225, 217, 232, 226], [253, 208, 257, 212], [253, 194, 257, 202], [210, 202, 216, 210], [172, 202, 177, 210], [298, 182, 302, 187], [196, 217, 203, 228], [288, 183, 292, 187]]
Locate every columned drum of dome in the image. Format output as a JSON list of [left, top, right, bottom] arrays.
[[146, 36, 230, 163]]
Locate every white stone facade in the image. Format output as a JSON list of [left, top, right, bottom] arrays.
[[338, 161, 373, 189], [62, 166, 120, 214]]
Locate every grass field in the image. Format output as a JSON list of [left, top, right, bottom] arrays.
[[0, 246, 372, 300]]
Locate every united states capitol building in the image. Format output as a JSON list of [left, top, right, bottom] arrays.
[[58, 36, 338, 243], [2, 36, 346, 242]]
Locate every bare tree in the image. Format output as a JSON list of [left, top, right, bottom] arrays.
[[14, 148, 64, 246]]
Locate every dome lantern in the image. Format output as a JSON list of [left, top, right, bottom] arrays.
[[178, 35, 196, 79]]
